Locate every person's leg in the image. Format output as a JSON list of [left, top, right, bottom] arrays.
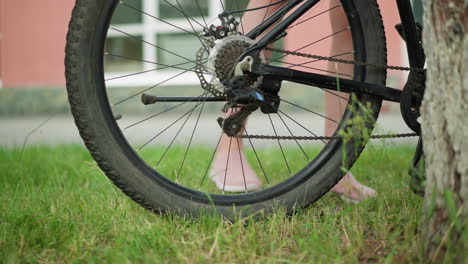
[[210, 0, 283, 192], [211, 107, 262, 192], [326, 0, 376, 201]]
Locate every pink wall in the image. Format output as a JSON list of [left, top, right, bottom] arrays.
[[0, 0, 3, 81], [0, 1, 404, 89], [0, 0, 74, 88], [283, 0, 405, 88]]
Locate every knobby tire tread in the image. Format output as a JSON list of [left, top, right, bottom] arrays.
[[66, 0, 158, 213]]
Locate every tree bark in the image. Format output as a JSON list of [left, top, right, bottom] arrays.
[[421, 0, 467, 262]]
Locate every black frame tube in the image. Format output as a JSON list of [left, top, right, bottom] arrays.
[[246, 0, 320, 50], [396, 0, 425, 69], [246, 0, 304, 40], [254, 63, 402, 103]]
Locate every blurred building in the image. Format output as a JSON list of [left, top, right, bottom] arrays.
[[0, 0, 417, 89], [0, 1, 74, 88]]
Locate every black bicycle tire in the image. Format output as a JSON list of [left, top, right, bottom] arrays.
[[65, 0, 387, 219]]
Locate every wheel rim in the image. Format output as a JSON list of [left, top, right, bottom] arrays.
[[96, 0, 371, 204]]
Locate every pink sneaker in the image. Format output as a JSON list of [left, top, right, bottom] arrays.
[[210, 152, 262, 192]]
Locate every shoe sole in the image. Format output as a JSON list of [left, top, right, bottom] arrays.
[[209, 171, 262, 193]]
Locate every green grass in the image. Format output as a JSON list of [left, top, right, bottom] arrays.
[[136, 144, 324, 192], [0, 144, 424, 263]]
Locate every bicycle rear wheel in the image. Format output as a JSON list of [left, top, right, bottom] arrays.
[[65, 0, 387, 218]]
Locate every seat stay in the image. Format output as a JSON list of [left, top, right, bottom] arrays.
[[245, 0, 306, 40], [246, 0, 321, 50]]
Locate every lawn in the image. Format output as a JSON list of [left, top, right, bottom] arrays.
[[0, 144, 424, 263]]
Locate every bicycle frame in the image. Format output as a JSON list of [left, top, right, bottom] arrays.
[[242, 0, 425, 104]]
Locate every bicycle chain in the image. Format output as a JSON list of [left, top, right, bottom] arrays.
[[265, 47, 425, 73], [234, 133, 418, 141], [197, 40, 422, 140]]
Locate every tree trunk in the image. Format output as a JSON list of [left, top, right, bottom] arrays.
[[421, 0, 467, 262]]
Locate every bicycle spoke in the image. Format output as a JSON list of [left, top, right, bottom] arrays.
[[198, 132, 224, 190], [270, 50, 354, 72], [270, 59, 352, 77], [106, 53, 209, 74], [322, 89, 350, 101], [227, 0, 288, 15], [222, 137, 233, 194], [243, 128, 270, 185], [258, 89, 340, 124], [106, 59, 207, 82], [286, 4, 341, 30], [195, 0, 209, 30], [109, 27, 207, 67], [120, 1, 213, 45], [278, 97, 340, 124], [173, 0, 211, 53], [106, 68, 159, 82], [123, 94, 206, 130], [218, 0, 226, 14], [136, 95, 207, 152], [236, 138, 248, 193], [262, 1, 274, 25], [160, 0, 206, 29], [274, 27, 350, 61], [154, 93, 208, 168], [268, 114, 291, 175], [276, 112, 309, 161], [278, 109, 326, 144], [112, 67, 193, 106], [231, 0, 245, 35], [175, 92, 209, 181]]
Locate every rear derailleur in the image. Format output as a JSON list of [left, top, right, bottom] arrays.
[[217, 56, 283, 137]]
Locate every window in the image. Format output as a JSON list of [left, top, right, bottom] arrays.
[[105, 0, 219, 87], [105, 36, 143, 73], [156, 32, 200, 70], [159, 0, 209, 19], [111, 0, 142, 24], [225, 0, 249, 11]]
